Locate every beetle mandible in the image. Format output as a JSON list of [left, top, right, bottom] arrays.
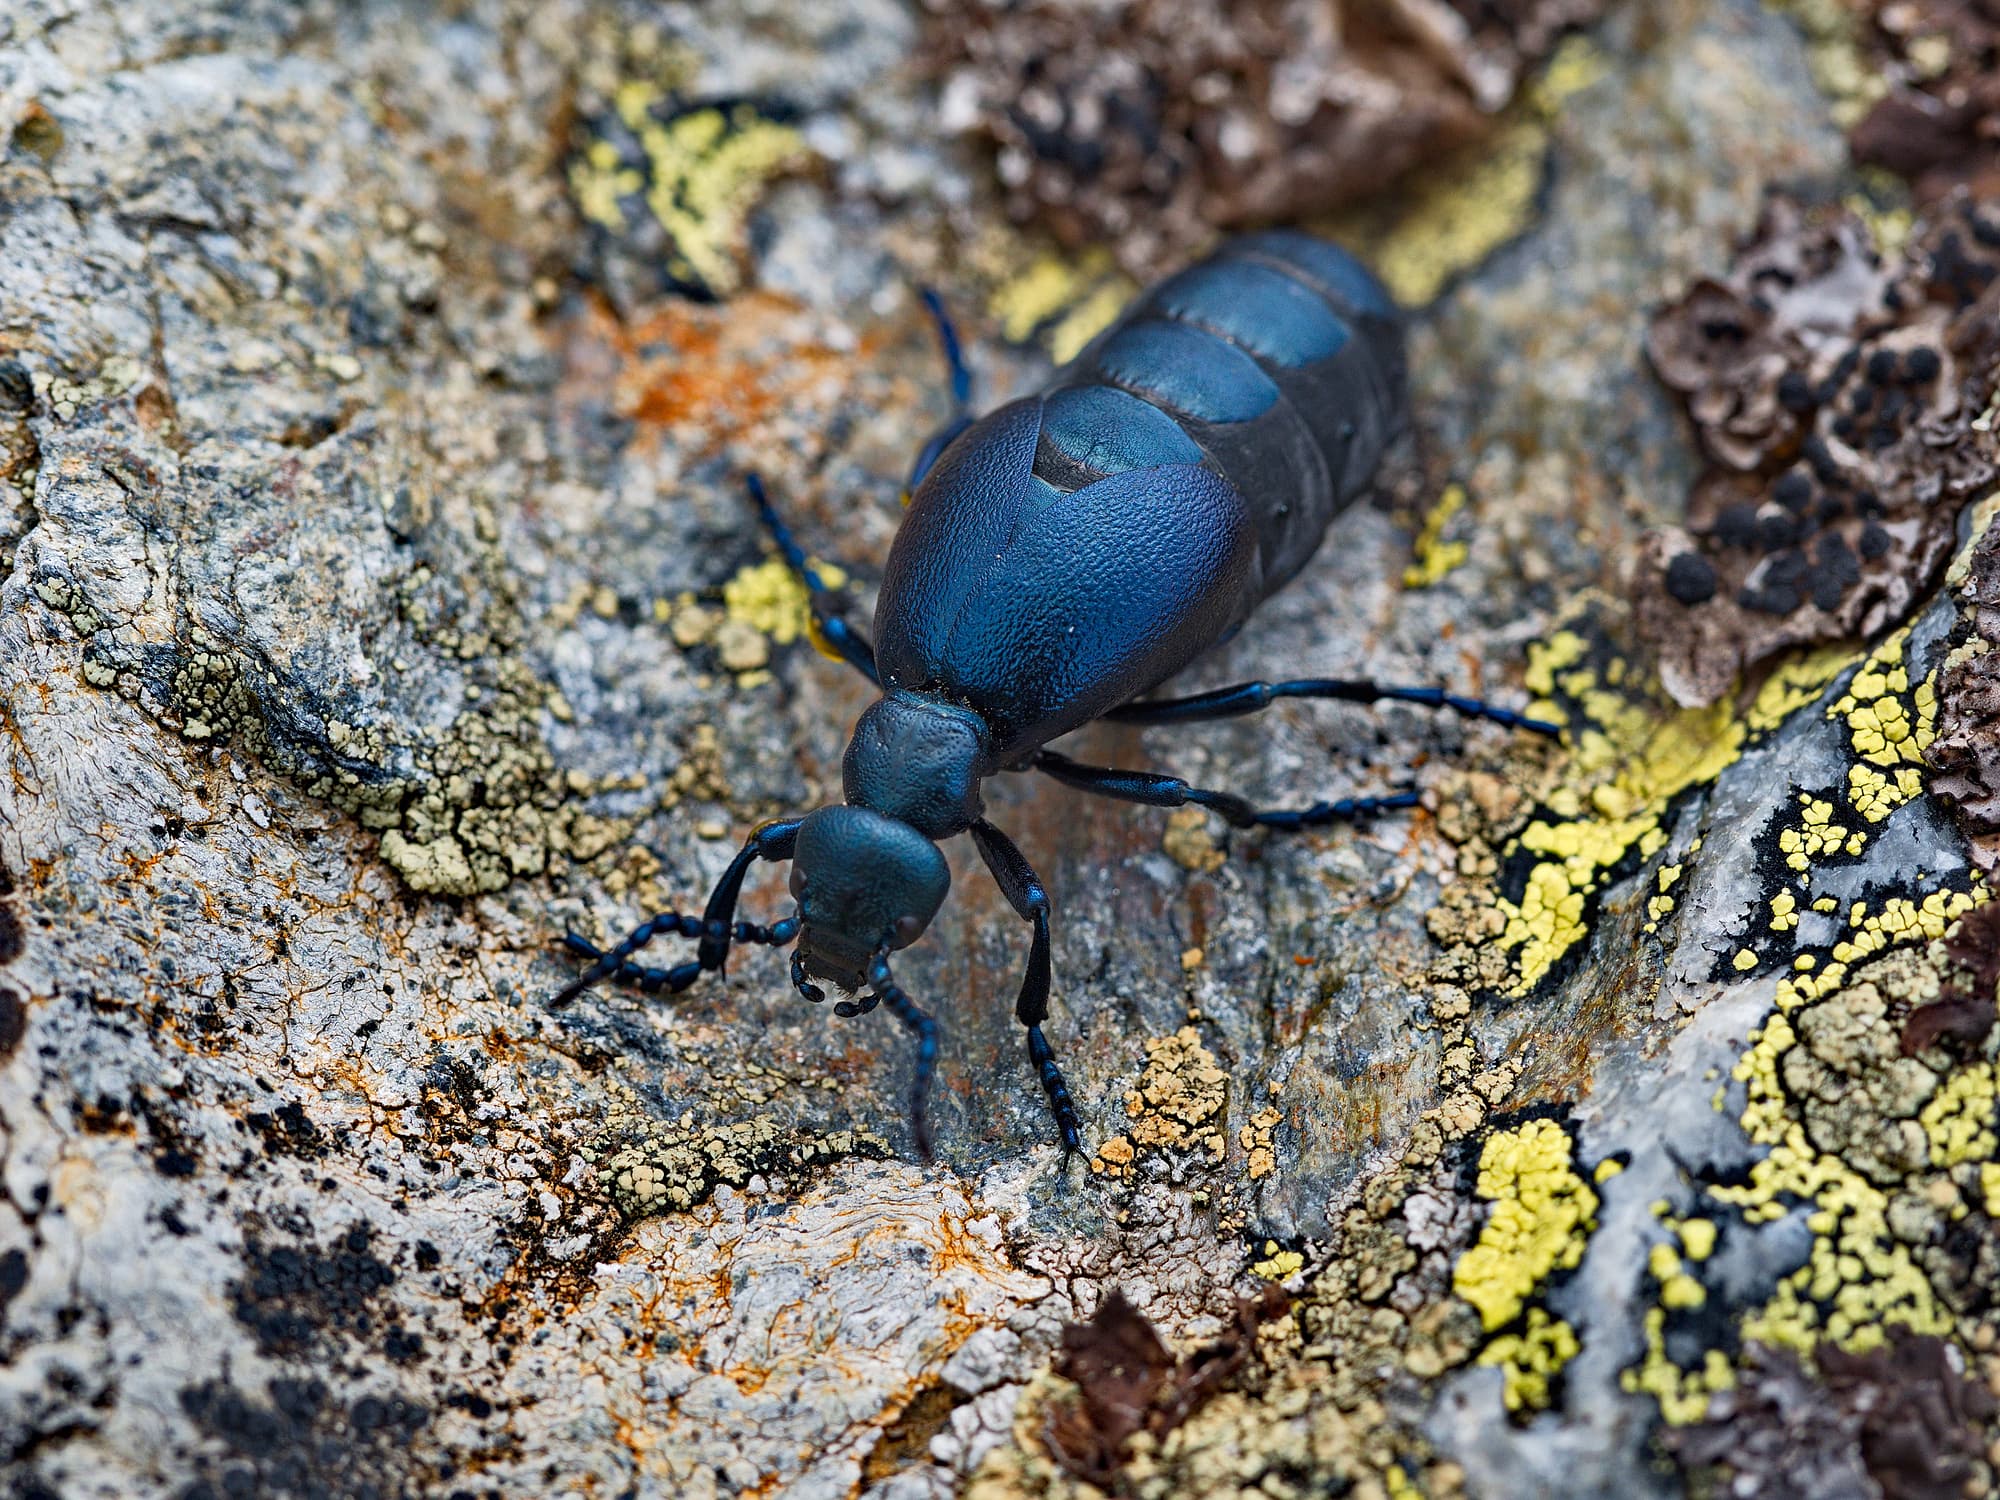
[[553, 230, 1557, 1159]]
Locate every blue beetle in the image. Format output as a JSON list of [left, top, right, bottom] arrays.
[[555, 231, 1555, 1159]]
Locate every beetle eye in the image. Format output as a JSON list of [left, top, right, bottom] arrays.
[[892, 914, 924, 947], [789, 865, 806, 900]]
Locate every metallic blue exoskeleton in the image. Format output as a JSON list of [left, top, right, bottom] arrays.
[[554, 231, 1556, 1160]]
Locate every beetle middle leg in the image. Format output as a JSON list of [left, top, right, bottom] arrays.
[[971, 819, 1083, 1154], [744, 472, 880, 684], [1032, 750, 1419, 830], [551, 817, 802, 1005], [1106, 677, 1561, 736]]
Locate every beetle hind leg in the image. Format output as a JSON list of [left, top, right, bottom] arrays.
[[1033, 749, 1419, 833], [1106, 676, 1561, 737]]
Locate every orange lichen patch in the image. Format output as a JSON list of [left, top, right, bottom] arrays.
[[514, 1166, 1047, 1494], [567, 293, 884, 459]]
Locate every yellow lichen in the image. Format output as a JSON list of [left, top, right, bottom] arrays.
[[1326, 110, 1547, 309], [1624, 1308, 1737, 1425], [1483, 623, 1757, 992], [1403, 484, 1470, 589], [1767, 0, 1889, 127], [1829, 628, 1937, 773], [570, 92, 809, 296], [1626, 889, 1996, 1428], [721, 555, 844, 646], [985, 247, 1134, 359], [1919, 1063, 1997, 1168], [1645, 862, 1684, 933], [1777, 794, 1863, 873], [1461, 617, 1876, 995], [1323, 38, 1612, 308], [1677, 1218, 1716, 1262], [1452, 1118, 1599, 1332], [1848, 761, 1925, 823], [1648, 1243, 1706, 1310], [1477, 1308, 1580, 1414], [1254, 1240, 1305, 1281]]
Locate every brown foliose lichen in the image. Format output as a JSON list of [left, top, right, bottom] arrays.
[[925, 0, 1603, 280], [1042, 1287, 1290, 1486], [1848, 2, 2000, 205], [1929, 509, 2000, 869], [1639, 193, 2000, 707], [1669, 1331, 1997, 1500]]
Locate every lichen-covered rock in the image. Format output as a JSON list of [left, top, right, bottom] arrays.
[[7, 1, 2000, 1498]]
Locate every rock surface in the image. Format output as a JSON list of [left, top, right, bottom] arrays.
[[4, 2, 2000, 1498]]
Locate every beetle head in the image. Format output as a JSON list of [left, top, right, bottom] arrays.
[[788, 805, 950, 993]]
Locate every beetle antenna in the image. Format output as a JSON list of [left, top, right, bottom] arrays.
[[867, 949, 939, 1162]]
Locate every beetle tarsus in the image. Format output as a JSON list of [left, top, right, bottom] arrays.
[[1027, 1025, 1082, 1154], [1246, 790, 1422, 830]]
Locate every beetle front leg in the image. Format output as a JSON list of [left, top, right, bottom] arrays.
[[1032, 751, 1418, 830], [551, 818, 803, 1005], [972, 820, 1083, 1154], [563, 914, 800, 993]]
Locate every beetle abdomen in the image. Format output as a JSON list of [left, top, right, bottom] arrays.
[[1047, 231, 1406, 596], [873, 233, 1404, 756]]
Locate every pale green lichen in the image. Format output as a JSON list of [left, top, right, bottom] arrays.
[[599, 1115, 888, 1218]]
